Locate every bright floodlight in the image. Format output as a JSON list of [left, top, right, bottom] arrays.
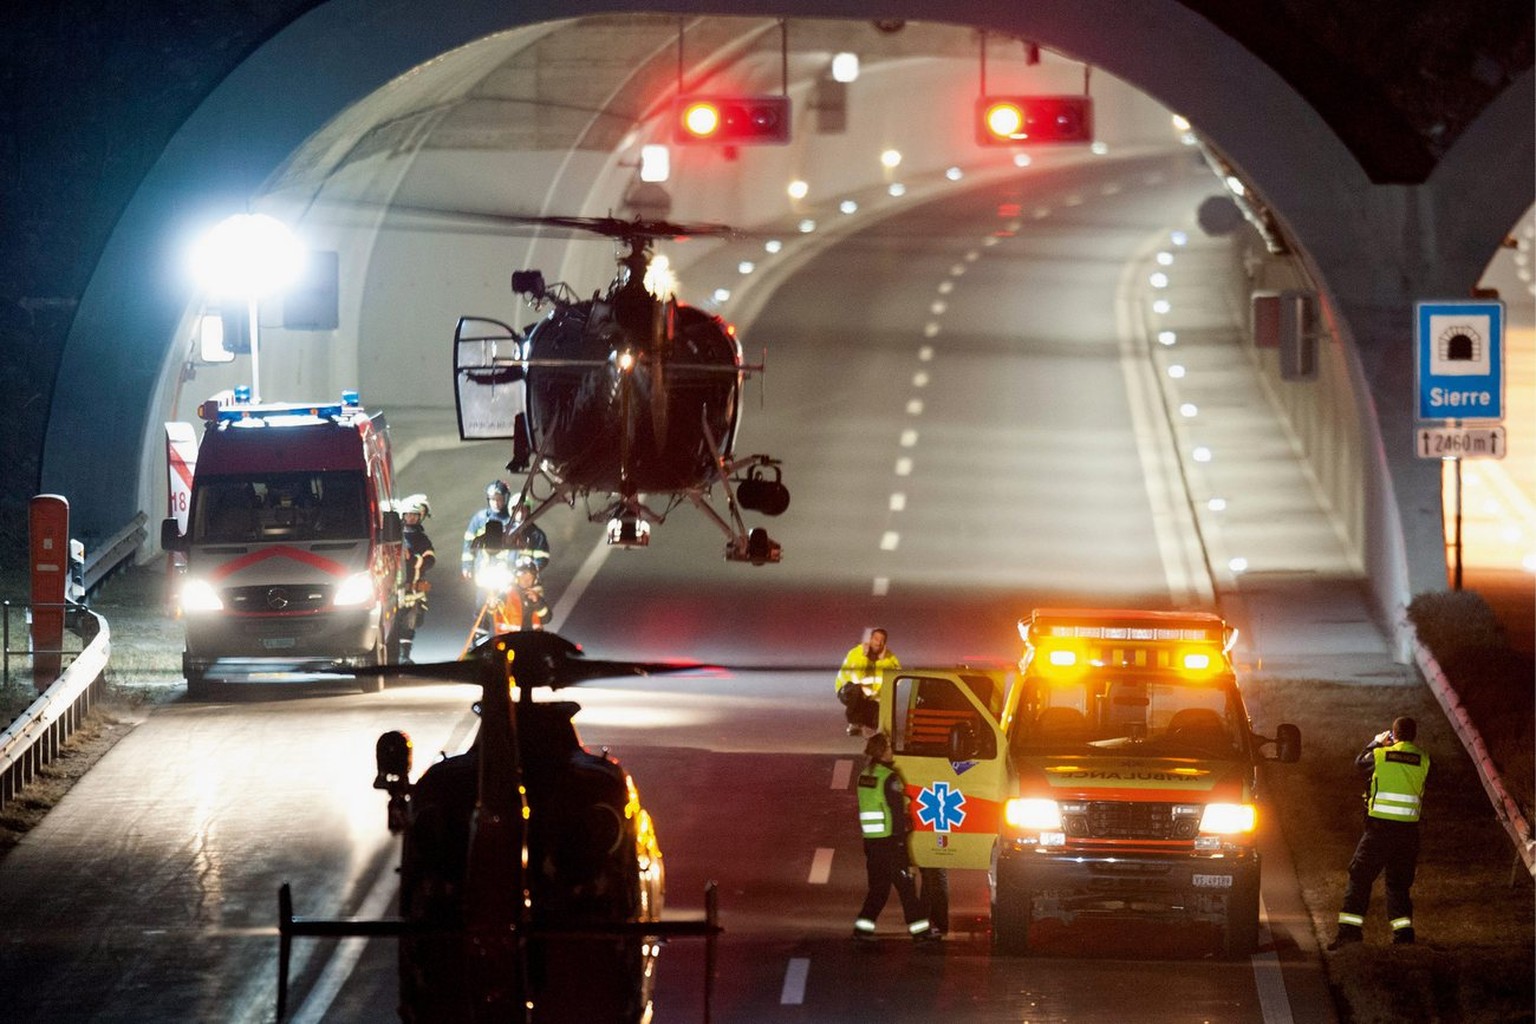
[[831, 52, 860, 83], [639, 144, 670, 183], [192, 213, 305, 297]]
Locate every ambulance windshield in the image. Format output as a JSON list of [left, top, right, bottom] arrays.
[[1014, 676, 1244, 760], [192, 471, 368, 543]]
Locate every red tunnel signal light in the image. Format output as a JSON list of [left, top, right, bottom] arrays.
[[976, 95, 1093, 145], [674, 96, 791, 145]]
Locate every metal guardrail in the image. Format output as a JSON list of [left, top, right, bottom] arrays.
[[0, 512, 142, 813], [1411, 633, 1536, 879], [0, 609, 110, 813], [82, 512, 148, 596]]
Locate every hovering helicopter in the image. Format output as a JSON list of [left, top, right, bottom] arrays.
[[277, 631, 722, 1023], [452, 215, 790, 565]]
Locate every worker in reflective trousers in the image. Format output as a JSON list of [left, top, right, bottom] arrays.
[[1328, 715, 1431, 948], [853, 732, 941, 946]]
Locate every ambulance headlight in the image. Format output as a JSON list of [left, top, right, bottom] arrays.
[[180, 578, 224, 612], [1199, 802, 1257, 835], [1004, 797, 1063, 831], [333, 572, 376, 607]]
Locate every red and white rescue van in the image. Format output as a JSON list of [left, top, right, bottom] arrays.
[[161, 388, 403, 695]]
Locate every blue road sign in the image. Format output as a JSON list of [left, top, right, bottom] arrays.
[[1416, 300, 1504, 422]]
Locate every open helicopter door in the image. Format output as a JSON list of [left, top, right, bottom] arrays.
[[453, 316, 528, 444], [879, 669, 1011, 871]]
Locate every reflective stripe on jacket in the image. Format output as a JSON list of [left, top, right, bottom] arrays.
[[858, 763, 901, 838], [835, 644, 901, 694], [1367, 741, 1429, 822]]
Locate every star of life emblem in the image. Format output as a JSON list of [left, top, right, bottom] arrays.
[[915, 781, 967, 833]]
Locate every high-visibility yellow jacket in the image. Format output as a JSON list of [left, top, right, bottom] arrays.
[[857, 762, 909, 839], [835, 644, 900, 695], [1365, 740, 1430, 822]]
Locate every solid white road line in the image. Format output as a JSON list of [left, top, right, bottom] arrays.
[[1253, 895, 1297, 1024], [290, 840, 400, 1024], [1115, 229, 1212, 606], [547, 533, 612, 629]]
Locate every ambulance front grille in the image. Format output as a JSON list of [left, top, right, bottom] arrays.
[[1064, 801, 1195, 841]]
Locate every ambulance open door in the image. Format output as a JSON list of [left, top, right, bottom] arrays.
[[879, 670, 1010, 871]]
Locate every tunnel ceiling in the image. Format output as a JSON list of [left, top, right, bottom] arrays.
[[267, 6, 1533, 190], [272, 17, 1033, 194]]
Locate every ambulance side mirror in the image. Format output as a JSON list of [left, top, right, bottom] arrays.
[[380, 510, 402, 544], [1271, 723, 1301, 763], [160, 517, 186, 553]]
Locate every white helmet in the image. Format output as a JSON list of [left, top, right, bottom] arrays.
[[398, 493, 431, 518]]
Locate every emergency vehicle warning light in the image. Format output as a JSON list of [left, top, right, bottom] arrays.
[[674, 96, 791, 145], [976, 95, 1093, 145]]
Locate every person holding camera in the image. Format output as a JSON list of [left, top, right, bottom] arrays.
[[1328, 715, 1431, 948]]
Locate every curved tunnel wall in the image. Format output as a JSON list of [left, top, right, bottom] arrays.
[[44, 0, 1534, 651]]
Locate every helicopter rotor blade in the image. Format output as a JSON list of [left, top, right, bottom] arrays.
[[336, 631, 843, 689], [310, 198, 740, 243]]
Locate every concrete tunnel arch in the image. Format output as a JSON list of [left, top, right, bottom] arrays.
[[43, 0, 1534, 652]]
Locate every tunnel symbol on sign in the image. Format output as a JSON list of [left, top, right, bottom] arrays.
[[1430, 316, 1491, 375]]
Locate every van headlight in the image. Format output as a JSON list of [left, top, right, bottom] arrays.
[[332, 572, 376, 607], [1004, 797, 1063, 831], [1199, 802, 1257, 835], [180, 578, 223, 612]]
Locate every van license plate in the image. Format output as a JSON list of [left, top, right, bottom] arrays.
[[261, 637, 296, 649], [1192, 874, 1233, 889]]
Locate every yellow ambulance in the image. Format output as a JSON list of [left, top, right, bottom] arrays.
[[878, 608, 1300, 957]]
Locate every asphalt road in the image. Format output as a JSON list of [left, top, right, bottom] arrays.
[[0, 152, 1341, 1022]]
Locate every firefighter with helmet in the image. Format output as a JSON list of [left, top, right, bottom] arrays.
[[461, 480, 551, 578], [394, 494, 435, 664]]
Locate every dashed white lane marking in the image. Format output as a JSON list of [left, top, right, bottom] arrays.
[[889, 493, 906, 511], [879, 531, 900, 551], [912, 371, 929, 387], [781, 958, 810, 1005], [924, 322, 941, 337], [906, 399, 924, 415], [871, 577, 890, 597], [937, 280, 954, 294], [808, 847, 835, 885], [950, 263, 966, 276], [929, 300, 947, 315], [1253, 895, 1297, 1024], [917, 345, 934, 361], [894, 457, 913, 476], [831, 759, 854, 789], [899, 430, 918, 447]]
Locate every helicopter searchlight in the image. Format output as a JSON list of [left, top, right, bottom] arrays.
[[452, 215, 790, 565]]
